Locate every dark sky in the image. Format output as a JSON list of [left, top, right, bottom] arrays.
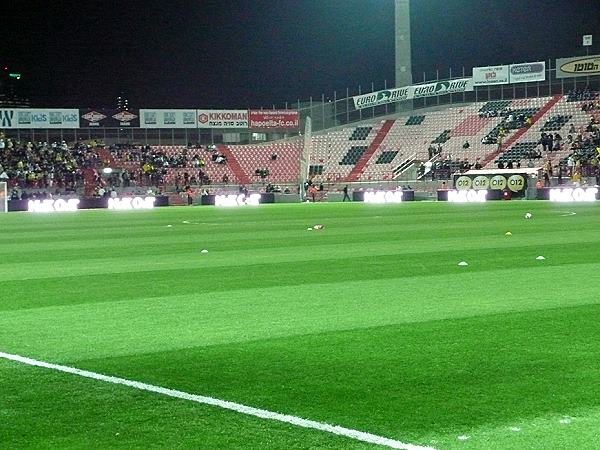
[[2, 0, 599, 109]]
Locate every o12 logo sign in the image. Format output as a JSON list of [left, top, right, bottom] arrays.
[[28, 199, 80, 213], [215, 194, 261, 207], [108, 197, 156, 210], [363, 191, 404, 204], [549, 188, 598, 202], [447, 190, 488, 203]]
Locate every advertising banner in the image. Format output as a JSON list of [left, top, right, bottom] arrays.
[[108, 109, 139, 127], [453, 172, 528, 195], [248, 110, 299, 129], [509, 61, 546, 83], [197, 110, 249, 129], [352, 79, 473, 110], [411, 78, 474, 99], [80, 109, 140, 127], [0, 109, 79, 129], [556, 55, 600, 78], [140, 109, 197, 128], [353, 87, 411, 110], [80, 110, 108, 127], [473, 66, 510, 86]]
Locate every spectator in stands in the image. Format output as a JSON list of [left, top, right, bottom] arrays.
[[572, 169, 582, 186], [567, 155, 575, 176], [424, 160, 433, 177], [462, 141, 470, 149], [553, 134, 562, 151], [544, 159, 553, 178], [539, 133, 549, 152], [569, 123, 577, 135], [497, 161, 505, 169], [428, 145, 436, 159]]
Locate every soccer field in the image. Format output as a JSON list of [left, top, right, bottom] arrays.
[[1, 201, 600, 449]]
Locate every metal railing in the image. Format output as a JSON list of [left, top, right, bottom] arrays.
[[3, 59, 599, 146]]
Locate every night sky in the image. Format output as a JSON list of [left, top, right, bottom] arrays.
[[2, 0, 599, 109]]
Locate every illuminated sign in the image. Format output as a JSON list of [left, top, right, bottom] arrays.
[[549, 188, 598, 202], [556, 55, 600, 78], [108, 197, 155, 210], [214, 194, 261, 207], [447, 190, 488, 203], [28, 199, 80, 213], [363, 191, 404, 204]]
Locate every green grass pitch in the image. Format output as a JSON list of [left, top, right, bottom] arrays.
[[1, 201, 600, 449]]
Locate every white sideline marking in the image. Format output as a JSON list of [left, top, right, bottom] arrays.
[[0, 351, 433, 450]]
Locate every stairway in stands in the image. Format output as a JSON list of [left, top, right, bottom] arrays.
[[346, 120, 395, 182], [482, 95, 563, 167], [217, 145, 251, 185]]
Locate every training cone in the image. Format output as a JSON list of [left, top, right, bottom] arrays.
[[536, 256, 545, 260], [458, 261, 469, 266], [505, 231, 512, 236], [201, 249, 208, 253]]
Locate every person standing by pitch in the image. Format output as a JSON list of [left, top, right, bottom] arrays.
[[342, 185, 351, 202]]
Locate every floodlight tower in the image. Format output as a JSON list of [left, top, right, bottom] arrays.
[[395, 0, 413, 88]]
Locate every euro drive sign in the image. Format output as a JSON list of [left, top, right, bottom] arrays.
[[248, 110, 299, 129]]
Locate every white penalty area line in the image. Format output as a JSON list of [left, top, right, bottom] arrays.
[[0, 351, 434, 450]]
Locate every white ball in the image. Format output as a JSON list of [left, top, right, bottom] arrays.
[[524, 213, 532, 219]]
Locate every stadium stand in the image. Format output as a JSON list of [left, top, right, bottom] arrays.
[[2, 92, 598, 198]]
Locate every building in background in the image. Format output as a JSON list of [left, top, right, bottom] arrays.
[[0, 67, 30, 107]]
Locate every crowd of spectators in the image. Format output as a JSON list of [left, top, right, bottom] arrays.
[[567, 87, 599, 103], [0, 136, 100, 191], [481, 111, 531, 145], [107, 143, 229, 188]]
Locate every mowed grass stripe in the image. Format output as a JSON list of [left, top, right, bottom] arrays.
[[0, 219, 598, 263], [56, 303, 600, 446], [1, 262, 599, 361], [2, 226, 600, 280], [0, 360, 383, 450], [1, 244, 599, 311], [0, 200, 593, 245]]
